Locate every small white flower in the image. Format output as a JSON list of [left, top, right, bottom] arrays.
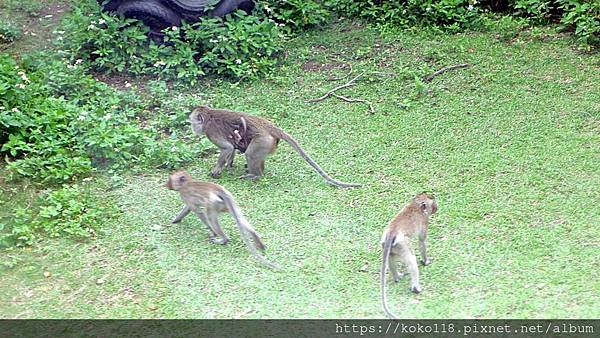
[[209, 38, 218, 43], [154, 60, 166, 67], [426, 7, 432, 12], [170, 146, 177, 152], [125, 82, 132, 88], [57, 30, 65, 35], [172, 26, 178, 31], [98, 18, 106, 25], [264, 5, 272, 13], [56, 36, 63, 41], [75, 59, 83, 65], [104, 113, 112, 120], [16, 83, 26, 89], [467, 4, 474, 11], [87, 24, 97, 31], [78, 114, 86, 121], [235, 59, 242, 64], [0, 106, 4, 110], [12, 107, 19, 112], [67, 64, 75, 69]]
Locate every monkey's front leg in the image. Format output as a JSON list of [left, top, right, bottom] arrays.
[[172, 205, 191, 223], [211, 144, 235, 178], [418, 233, 431, 266]]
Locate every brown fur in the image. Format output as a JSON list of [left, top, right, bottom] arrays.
[[167, 170, 278, 269], [190, 105, 359, 188], [380, 192, 438, 318]]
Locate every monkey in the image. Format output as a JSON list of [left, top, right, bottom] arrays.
[[166, 170, 279, 269], [380, 192, 438, 319], [189, 105, 361, 188]]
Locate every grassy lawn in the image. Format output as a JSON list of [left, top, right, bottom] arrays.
[[1, 5, 599, 318]]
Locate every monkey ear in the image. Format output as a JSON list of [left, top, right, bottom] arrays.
[[420, 202, 428, 213], [178, 175, 187, 183]]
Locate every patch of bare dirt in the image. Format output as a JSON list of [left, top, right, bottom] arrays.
[[3, 2, 71, 56], [92, 72, 151, 92], [301, 61, 350, 72]]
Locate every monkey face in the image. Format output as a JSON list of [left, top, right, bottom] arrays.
[[167, 170, 190, 191], [189, 110, 205, 135], [416, 193, 437, 215], [430, 200, 438, 214]]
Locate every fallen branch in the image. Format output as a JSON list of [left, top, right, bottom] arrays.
[[424, 63, 470, 82], [306, 73, 365, 102], [332, 93, 375, 114]]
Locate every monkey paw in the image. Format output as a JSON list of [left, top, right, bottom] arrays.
[[210, 171, 222, 178], [210, 238, 229, 245], [421, 258, 432, 266], [410, 285, 422, 294], [393, 273, 405, 282], [238, 174, 259, 181]]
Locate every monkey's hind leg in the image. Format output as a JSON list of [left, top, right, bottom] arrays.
[[399, 246, 422, 293], [388, 250, 405, 283], [206, 211, 230, 245], [195, 210, 219, 241], [240, 136, 276, 180]]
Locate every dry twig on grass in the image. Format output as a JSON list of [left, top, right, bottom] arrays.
[[424, 63, 470, 82], [332, 93, 375, 114], [306, 73, 365, 102]]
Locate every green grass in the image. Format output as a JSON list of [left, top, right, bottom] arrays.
[[1, 20, 599, 318], [0, 0, 71, 55]]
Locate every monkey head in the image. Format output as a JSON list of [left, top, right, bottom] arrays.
[[414, 192, 437, 216], [167, 170, 191, 191], [189, 106, 211, 135]]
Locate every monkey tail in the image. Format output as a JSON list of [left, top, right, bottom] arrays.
[[274, 129, 361, 188], [381, 233, 399, 319], [218, 190, 280, 270]]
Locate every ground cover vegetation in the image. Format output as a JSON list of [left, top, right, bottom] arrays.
[[0, 0, 598, 318]]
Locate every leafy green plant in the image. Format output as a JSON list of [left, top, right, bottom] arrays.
[[257, 0, 331, 31], [0, 22, 21, 44], [513, 0, 557, 23], [186, 11, 282, 79], [0, 53, 203, 182], [59, 2, 283, 82], [1, 184, 119, 247], [325, 0, 482, 31], [559, 0, 600, 48]]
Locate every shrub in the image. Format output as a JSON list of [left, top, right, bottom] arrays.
[[0, 184, 119, 247], [0, 22, 21, 44], [513, 0, 557, 23], [59, 2, 283, 81], [257, 0, 332, 31], [0, 53, 201, 182], [559, 0, 600, 47], [325, 0, 482, 31]]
